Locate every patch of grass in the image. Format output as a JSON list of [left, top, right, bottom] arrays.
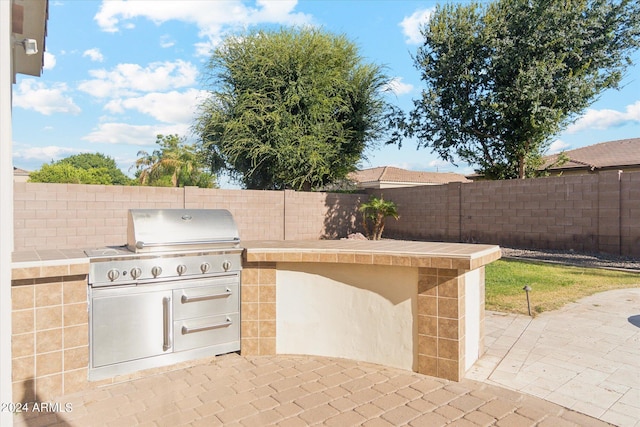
[[485, 259, 640, 316]]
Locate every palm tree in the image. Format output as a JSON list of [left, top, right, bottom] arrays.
[[358, 195, 399, 240], [133, 134, 213, 187]]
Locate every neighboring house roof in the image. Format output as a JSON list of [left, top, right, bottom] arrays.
[[349, 166, 470, 187], [13, 167, 30, 182], [13, 166, 30, 176], [542, 137, 640, 172]]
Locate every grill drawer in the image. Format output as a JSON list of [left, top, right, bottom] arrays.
[[174, 313, 240, 352], [173, 276, 239, 320]]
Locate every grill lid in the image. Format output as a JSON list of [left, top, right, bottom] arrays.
[[127, 209, 240, 253]]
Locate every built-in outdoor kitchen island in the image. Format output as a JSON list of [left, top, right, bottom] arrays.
[[11, 239, 500, 401]]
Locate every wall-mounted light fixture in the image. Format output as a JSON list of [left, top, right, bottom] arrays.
[[15, 38, 38, 55]]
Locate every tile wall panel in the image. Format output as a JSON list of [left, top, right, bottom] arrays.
[[240, 262, 277, 356], [416, 267, 466, 381], [11, 272, 89, 401]]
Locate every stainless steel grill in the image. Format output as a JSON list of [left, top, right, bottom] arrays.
[[127, 208, 240, 253], [85, 209, 242, 380]]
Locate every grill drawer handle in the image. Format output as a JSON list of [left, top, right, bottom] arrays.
[[181, 317, 232, 335], [162, 297, 172, 351], [181, 288, 232, 303]]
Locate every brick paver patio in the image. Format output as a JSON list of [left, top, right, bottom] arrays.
[[13, 353, 610, 427]]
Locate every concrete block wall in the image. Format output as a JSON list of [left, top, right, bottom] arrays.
[[366, 185, 451, 241], [13, 183, 183, 250], [12, 184, 364, 251], [597, 171, 622, 254], [459, 174, 601, 251], [371, 171, 640, 257], [621, 172, 640, 257], [13, 171, 640, 256], [284, 190, 365, 240], [184, 187, 285, 240]]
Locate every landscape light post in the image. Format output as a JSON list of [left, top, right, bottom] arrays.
[[523, 285, 532, 316]]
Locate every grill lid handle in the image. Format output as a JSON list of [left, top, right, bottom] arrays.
[[135, 238, 240, 249]]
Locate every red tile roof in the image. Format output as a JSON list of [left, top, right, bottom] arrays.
[[543, 138, 640, 171]]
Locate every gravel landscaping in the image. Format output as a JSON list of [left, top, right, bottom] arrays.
[[501, 246, 640, 271]]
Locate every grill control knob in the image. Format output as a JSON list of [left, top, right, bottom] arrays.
[[151, 266, 163, 278], [107, 269, 120, 282], [130, 267, 142, 280], [200, 262, 211, 274], [222, 260, 231, 271], [176, 264, 187, 275]]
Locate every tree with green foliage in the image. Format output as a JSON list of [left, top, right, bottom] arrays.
[[29, 153, 132, 185], [29, 163, 112, 184], [133, 134, 216, 188], [57, 153, 132, 185], [196, 27, 397, 191], [399, 0, 640, 179]]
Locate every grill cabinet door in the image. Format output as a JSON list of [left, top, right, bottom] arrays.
[[91, 287, 171, 368]]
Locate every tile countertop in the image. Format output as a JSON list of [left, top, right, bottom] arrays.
[[11, 249, 90, 281], [242, 240, 502, 270], [10, 240, 502, 280]]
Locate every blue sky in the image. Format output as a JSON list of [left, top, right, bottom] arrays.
[[12, 0, 640, 187]]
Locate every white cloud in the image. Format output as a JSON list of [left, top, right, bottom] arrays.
[[78, 60, 198, 98], [547, 139, 571, 154], [195, 40, 218, 57], [43, 52, 56, 70], [104, 89, 207, 124], [390, 157, 473, 174], [94, 0, 312, 54], [160, 35, 175, 48], [13, 145, 83, 162], [83, 48, 104, 62], [427, 159, 451, 169], [385, 159, 453, 172], [383, 77, 414, 96], [400, 8, 433, 45], [12, 79, 81, 115], [567, 101, 640, 133], [82, 122, 190, 145], [388, 161, 424, 170], [250, 0, 309, 24]]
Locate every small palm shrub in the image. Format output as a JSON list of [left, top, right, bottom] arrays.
[[359, 195, 399, 240]]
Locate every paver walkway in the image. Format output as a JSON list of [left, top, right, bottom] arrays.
[[14, 354, 609, 427], [468, 288, 640, 427]]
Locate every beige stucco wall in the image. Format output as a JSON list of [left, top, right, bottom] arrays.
[[275, 263, 418, 371]]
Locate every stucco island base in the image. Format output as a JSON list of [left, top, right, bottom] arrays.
[[241, 240, 501, 382]]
